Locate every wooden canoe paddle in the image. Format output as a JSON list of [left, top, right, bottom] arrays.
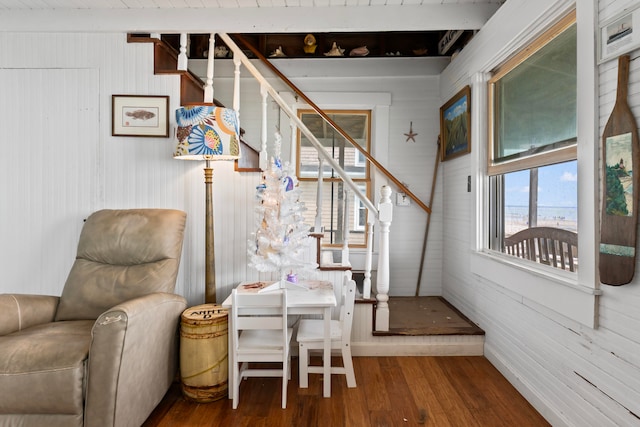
[[599, 54, 640, 285]]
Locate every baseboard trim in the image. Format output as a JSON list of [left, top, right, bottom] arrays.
[[351, 340, 484, 357]]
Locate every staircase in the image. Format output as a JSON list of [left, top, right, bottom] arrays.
[[130, 32, 484, 356]]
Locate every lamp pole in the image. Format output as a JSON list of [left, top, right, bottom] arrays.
[[204, 159, 216, 303], [175, 105, 240, 304]]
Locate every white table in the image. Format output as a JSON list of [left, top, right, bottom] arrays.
[[221, 280, 337, 398]]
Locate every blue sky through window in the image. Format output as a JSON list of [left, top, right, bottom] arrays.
[[504, 160, 578, 215]]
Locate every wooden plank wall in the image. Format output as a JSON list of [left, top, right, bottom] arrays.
[[207, 59, 445, 298], [0, 33, 186, 296], [0, 33, 445, 311], [439, 0, 640, 425]]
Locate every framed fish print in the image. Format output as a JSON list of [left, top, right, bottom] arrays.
[[112, 95, 170, 137]]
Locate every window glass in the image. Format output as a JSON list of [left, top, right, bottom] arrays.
[[487, 14, 578, 271], [503, 160, 578, 237], [298, 181, 367, 246], [297, 110, 370, 248], [298, 111, 369, 180], [493, 24, 577, 165]]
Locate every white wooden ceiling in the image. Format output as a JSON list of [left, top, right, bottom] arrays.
[[0, 0, 504, 33], [0, 0, 503, 9]]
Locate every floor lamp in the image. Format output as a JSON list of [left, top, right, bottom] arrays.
[[175, 105, 241, 303]]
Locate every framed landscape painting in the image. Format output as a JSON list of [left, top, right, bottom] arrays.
[[440, 85, 471, 161]]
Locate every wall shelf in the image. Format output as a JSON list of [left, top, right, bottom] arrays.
[[163, 31, 475, 60]]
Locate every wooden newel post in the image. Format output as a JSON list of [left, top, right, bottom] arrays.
[[375, 185, 392, 331]]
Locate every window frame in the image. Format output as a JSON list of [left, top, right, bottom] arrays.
[[295, 109, 372, 248], [487, 12, 578, 177], [353, 184, 367, 232], [468, 6, 600, 328], [487, 12, 578, 257]]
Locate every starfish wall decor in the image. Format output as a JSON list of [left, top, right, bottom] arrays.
[[404, 122, 418, 142]]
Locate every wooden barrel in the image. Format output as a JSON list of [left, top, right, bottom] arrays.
[[180, 304, 228, 403]]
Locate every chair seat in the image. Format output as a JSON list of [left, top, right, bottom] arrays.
[[296, 319, 342, 343], [0, 320, 94, 414], [237, 328, 293, 354]]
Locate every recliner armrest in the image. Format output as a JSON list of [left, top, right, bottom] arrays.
[[0, 294, 59, 336], [84, 292, 187, 427]]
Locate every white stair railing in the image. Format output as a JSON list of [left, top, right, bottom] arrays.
[[341, 187, 350, 267], [177, 33, 188, 71], [204, 33, 215, 102], [192, 32, 391, 330], [375, 185, 392, 331], [363, 208, 375, 299], [314, 156, 324, 234]]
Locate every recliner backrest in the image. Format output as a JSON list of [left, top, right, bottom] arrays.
[[55, 209, 186, 321]]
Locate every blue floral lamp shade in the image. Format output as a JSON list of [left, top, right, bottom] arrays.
[[174, 105, 241, 161]]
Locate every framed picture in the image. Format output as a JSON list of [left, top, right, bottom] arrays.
[[598, 4, 640, 64], [440, 85, 471, 162], [112, 95, 169, 137]]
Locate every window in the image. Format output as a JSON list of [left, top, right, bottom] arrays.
[[353, 184, 367, 232], [355, 149, 366, 167], [487, 12, 578, 269], [297, 110, 371, 247]]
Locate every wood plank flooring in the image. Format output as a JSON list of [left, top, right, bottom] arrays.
[[385, 296, 485, 336], [143, 356, 549, 426]]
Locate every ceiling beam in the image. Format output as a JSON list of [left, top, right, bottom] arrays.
[[0, 4, 500, 33]]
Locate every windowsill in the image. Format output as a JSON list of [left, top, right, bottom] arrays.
[[470, 249, 600, 327]]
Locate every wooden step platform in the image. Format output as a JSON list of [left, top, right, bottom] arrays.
[[351, 297, 485, 356], [384, 296, 485, 336]]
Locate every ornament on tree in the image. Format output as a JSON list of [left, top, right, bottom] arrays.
[[248, 131, 317, 290]]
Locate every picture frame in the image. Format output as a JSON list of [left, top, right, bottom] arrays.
[[440, 85, 471, 162], [112, 95, 170, 137], [598, 3, 640, 64]]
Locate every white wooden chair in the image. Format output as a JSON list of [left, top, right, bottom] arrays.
[[297, 276, 357, 389], [231, 289, 292, 409]]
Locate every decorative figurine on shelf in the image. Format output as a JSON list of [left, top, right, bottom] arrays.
[[269, 46, 286, 57], [214, 45, 229, 58], [349, 46, 369, 57], [324, 42, 345, 57], [303, 34, 317, 54]]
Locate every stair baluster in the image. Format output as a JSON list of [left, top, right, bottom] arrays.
[[233, 56, 241, 113], [204, 33, 215, 103], [315, 157, 324, 234], [177, 33, 188, 71], [260, 84, 268, 171], [363, 209, 375, 299], [342, 188, 350, 266]]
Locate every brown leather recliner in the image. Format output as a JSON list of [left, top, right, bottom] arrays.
[[0, 209, 188, 427]]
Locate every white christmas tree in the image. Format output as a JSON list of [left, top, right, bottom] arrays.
[[248, 132, 316, 289]]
